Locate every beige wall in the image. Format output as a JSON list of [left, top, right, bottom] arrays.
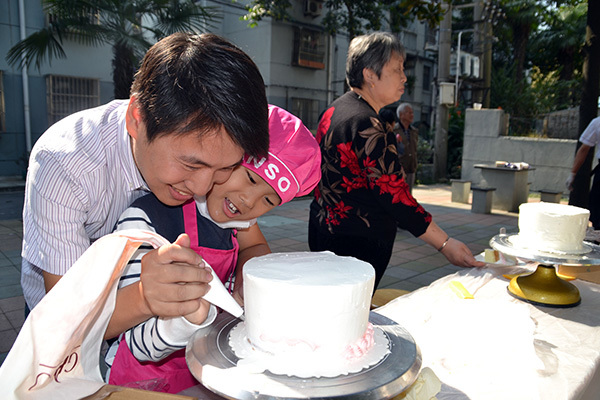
[[460, 109, 579, 195]]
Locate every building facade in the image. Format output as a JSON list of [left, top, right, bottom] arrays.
[[0, 0, 437, 178]]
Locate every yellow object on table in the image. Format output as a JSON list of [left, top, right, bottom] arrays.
[[392, 367, 441, 400], [449, 281, 474, 299]]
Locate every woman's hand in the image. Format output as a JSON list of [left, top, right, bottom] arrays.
[[439, 238, 486, 268], [419, 221, 485, 268]]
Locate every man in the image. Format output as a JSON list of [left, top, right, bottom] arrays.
[[396, 103, 419, 193], [21, 32, 269, 319], [566, 116, 600, 229]]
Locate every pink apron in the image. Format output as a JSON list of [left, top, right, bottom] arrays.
[[109, 200, 239, 393]]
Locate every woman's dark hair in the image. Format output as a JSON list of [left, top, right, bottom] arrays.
[[346, 32, 406, 90], [131, 32, 269, 157]]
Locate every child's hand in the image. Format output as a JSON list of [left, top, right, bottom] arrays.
[[232, 288, 244, 306], [139, 233, 213, 318], [184, 298, 212, 325]]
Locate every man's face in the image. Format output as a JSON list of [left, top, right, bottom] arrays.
[[399, 107, 414, 127], [126, 98, 244, 206]]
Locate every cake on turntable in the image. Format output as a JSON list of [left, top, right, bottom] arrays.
[[491, 229, 600, 307], [185, 312, 421, 400]]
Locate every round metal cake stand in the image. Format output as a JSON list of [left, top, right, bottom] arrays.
[[185, 312, 422, 400], [490, 232, 600, 307]]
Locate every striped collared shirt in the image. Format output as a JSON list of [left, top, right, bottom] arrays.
[[21, 100, 150, 309]]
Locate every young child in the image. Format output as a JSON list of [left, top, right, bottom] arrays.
[[104, 105, 321, 392]]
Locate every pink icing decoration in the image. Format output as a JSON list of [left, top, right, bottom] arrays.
[[256, 323, 375, 360], [345, 323, 375, 360]]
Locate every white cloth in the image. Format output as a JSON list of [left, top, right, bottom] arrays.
[[0, 230, 169, 400], [580, 116, 600, 159], [21, 100, 150, 310], [376, 265, 600, 400]]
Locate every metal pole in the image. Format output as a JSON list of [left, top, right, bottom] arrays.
[[455, 29, 474, 107], [455, 31, 462, 106], [434, 3, 452, 181], [18, 0, 32, 153]]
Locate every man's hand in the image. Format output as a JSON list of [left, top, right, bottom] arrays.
[[183, 298, 212, 325], [139, 233, 213, 318]]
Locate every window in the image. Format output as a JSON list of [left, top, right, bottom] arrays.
[[293, 29, 326, 69], [46, 75, 100, 125], [425, 24, 436, 46], [291, 98, 319, 130], [422, 65, 432, 91], [0, 71, 5, 132], [401, 30, 417, 52]]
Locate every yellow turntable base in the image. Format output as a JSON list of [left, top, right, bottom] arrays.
[[508, 264, 581, 308]]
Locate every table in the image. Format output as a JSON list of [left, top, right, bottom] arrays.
[[376, 264, 600, 400], [181, 263, 600, 400], [474, 164, 533, 212]]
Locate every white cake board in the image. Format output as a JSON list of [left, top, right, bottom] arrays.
[[185, 312, 421, 400]]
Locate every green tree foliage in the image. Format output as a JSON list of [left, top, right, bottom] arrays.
[[7, 0, 217, 98], [242, 0, 449, 39], [529, 2, 587, 108], [491, 0, 587, 128]]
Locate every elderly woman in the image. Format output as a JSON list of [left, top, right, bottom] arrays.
[[309, 32, 483, 290]]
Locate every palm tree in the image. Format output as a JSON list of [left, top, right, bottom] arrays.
[[7, 0, 218, 99]]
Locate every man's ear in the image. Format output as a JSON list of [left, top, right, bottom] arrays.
[[125, 96, 143, 140]]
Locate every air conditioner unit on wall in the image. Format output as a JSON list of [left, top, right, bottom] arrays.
[[304, 0, 323, 17]]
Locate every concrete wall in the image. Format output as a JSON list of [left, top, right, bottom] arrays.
[[460, 108, 580, 195]]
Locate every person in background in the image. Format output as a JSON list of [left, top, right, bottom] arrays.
[[566, 116, 600, 229], [396, 103, 419, 194], [20, 33, 269, 320], [104, 105, 321, 393], [309, 32, 483, 290]]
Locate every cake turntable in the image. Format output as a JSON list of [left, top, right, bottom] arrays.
[[490, 228, 600, 307], [185, 311, 421, 400]]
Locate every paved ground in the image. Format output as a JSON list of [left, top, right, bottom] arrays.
[[0, 183, 546, 366]]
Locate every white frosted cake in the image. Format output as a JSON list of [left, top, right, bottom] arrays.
[[229, 251, 390, 378], [513, 202, 590, 253]]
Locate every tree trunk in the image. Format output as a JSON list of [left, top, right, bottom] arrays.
[[512, 23, 530, 88], [569, 1, 600, 208], [558, 47, 576, 107], [112, 42, 136, 100]]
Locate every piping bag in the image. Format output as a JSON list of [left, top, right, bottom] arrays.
[[203, 264, 244, 319]]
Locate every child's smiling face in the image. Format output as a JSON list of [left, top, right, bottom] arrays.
[[206, 166, 282, 223]]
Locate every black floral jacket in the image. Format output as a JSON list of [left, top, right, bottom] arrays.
[[310, 91, 431, 240]]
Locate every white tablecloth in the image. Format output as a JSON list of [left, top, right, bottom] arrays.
[[376, 264, 600, 400]]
